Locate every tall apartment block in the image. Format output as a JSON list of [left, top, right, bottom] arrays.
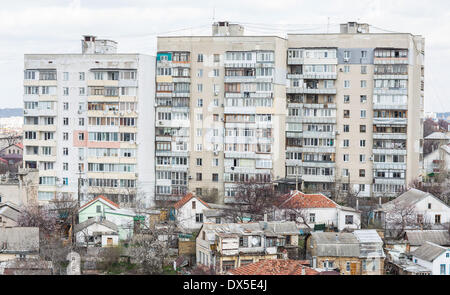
[[23, 36, 155, 207], [156, 21, 424, 204]]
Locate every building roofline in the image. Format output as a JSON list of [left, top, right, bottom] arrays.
[[157, 35, 287, 40]]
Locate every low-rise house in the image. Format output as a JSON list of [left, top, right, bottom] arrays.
[[0, 168, 38, 206], [196, 221, 299, 274], [227, 259, 319, 275], [173, 193, 233, 232], [0, 202, 21, 227], [411, 241, 450, 275], [0, 227, 39, 262], [78, 195, 137, 241], [404, 230, 450, 252], [74, 218, 119, 247], [0, 259, 53, 275], [0, 143, 23, 172], [274, 190, 361, 232], [373, 189, 450, 238], [306, 230, 385, 275]]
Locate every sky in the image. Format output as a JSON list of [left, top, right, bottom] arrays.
[[0, 0, 449, 112]]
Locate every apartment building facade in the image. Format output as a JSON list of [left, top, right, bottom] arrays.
[[156, 21, 424, 203], [23, 36, 155, 207], [156, 22, 287, 204]]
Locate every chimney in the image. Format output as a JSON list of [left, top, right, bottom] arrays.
[[264, 213, 268, 222]]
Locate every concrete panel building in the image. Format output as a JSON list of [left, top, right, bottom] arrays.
[[23, 36, 155, 207], [155, 21, 424, 203]]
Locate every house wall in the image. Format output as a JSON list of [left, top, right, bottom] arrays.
[[414, 250, 450, 275], [75, 223, 117, 245], [101, 235, 119, 247], [78, 200, 134, 240], [316, 256, 361, 275], [414, 196, 450, 225], [176, 197, 209, 230], [0, 215, 17, 227], [275, 207, 338, 228], [337, 209, 361, 230]]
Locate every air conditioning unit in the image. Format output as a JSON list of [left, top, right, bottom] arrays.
[[339, 68, 343, 72], [335, 131, 340, 135], [120, 111, 124, 116], [369, 155, 374, 161], [159, 121, 163, 125], [130, 140, 135, 145], [77, 110, 83, 114], [344, 57, 350, 62], [127, 110, 132, 114], [214, 91, 219, 96], [188, 176, 193, 180], [214, 151, 219, 156], [23, 110, 28, 114], [79, 156, 84, 161]]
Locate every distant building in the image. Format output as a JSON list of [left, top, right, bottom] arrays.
[[0, 202, 21, 227], [306, 229, 385, 275], [74, 218, 119, 247], [0, 168, 39, 206], [196, 221, 299, 274], [0, 227, 39, 262], [273, 190, 361, 232]]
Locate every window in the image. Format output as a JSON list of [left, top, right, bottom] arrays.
[[192, 201, 196, 209], [62, 177, 68, 185], [196, 188, 202, 196], [196, 158, 202, 166], [343, 125, 350, 132], [212, 158, 219, 167], [197, 69, 203, 77], [361, 65, 367, 74], [428, 203, 431, 209], [346, 262, 350, 272], [362, 260, 367, 271], [344, 51, 351, 59], [239, 236, 248, 247], [63, 72, 69, 81], [360, 154, 366, 163], [79, 87, 85, 95], [361, 50, 367, 58], [359, 169, 365, 177], [197, 98, 203, 107], [63, 102, 69, 110], [196, 173, 202, 181], [342, 169, 349, 177], [213, 69, 220, 77], [344, 110, 350, 118], [345, 215, 353, 224], [197, 54, 203, 62], [79, 118, 85, 126], [344, 81, 350, 88], [96, 205, 101, 213], [63, 117, 69, 125], [343, 154, 349, 162], [213, 54, 220, 62], [197, 84, 203, 92], [63, 148, 68, 156], [215, 217, 221, 224], [359, 184, 366, 191], [343, 139, 349, 147], [78, 133, 84, 141], [435, 214, 441, 224], [212, 173, 219, 182], [360, 95, 367, 103], [344, 65, 350, 73], [440, 264, 446, 275], [309, 213, 316, 223], [63, 87, 69, 95], [195, 213, 203, 223], [361, 80, 367, 88], [63, 132, 69, 141], [79, 72, 85, 80], [344, 95, 350, 103], [360, 110, 366, 118]]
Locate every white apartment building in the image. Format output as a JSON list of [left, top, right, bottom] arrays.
[[155, 21, 424, 203], [23, 36, 155, 207]]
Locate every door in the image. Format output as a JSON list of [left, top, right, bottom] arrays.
[[107, 238, 113, 246], [350, 262, 357, 275]]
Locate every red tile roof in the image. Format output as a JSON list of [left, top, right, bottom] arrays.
[[173, 193, 210, 210], [277, 191, 336, 209], [15, 143, 23, 149], [79, 195, 120, 211], [228, 259, 319, 275]]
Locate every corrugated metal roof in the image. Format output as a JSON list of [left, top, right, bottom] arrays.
[[74, 218, 118, 233], [411, 241, 448, 262], [353, 230, 383, 243], [405, 230, 450, 246], [311, 232, 360, 257], [381, 188, 432, 210]]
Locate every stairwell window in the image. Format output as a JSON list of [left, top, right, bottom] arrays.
[[197, 54, 203, 62], [344, 80, 350, 88]]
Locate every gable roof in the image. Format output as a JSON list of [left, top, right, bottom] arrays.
[[228, 259, 319, 275], [173, 193, 210, 210], [74, 218, 119, 233], [411, 241, 448, 262], [381, 188, 448, 210], [0, 203, 21, 222], [405, 230, 450, 246], [425, 132, 450, 140], [277, 190, 337, 209], [79, 195, 120, 212]]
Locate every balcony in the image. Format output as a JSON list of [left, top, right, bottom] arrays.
[[373, 177, 405, 185], [224, 76, 255, 83], [373, 133, 407, 140], [297, 174, 335, 183], [373, 162, 407, 170], [373, 117, 407, 125], [224, 151, 271, 159], [296, 146, 335, 153], [224, 106, 256, 114], [287, 73, 337, 80], [287, 116, 336, 124], [373, 103, 408, 110], [372, 148, 407, 155], [223, 61, 256, 68], [374, 57, 409, 64], [373, 88, 407, 95], [373, 74, 408, 80], [286, 87, 337, 95], [301, 161, 335, 168]]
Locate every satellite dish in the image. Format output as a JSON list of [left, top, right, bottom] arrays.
[[357, 27, 362, 33], [251, 237, 259, 246]]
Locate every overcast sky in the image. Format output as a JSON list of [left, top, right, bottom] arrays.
[[1, 0, 449, 112]]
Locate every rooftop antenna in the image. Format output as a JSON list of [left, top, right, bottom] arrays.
[[212, 6, 216, 23]]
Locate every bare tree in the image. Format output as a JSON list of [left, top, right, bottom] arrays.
[[385, 200, 420, 239], [224, 179, 279, 222]]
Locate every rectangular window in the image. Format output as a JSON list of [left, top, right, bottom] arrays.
[[344, 95, 350, 103], [197, 54, 203, 62], [309, 213, 316, 223], [361, 65, 367, 74], [195, 213, 203, 223], [359, 169, 366, 177], [192, 201, 196, 209], [435, 215, 441, 224], [360, 95, 367, 103], [345, 215, 353, 224], [440, 264, 446, 275], [360, 110, 366, 118]]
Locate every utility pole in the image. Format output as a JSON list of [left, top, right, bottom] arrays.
[[295, 164, 299, 191]]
